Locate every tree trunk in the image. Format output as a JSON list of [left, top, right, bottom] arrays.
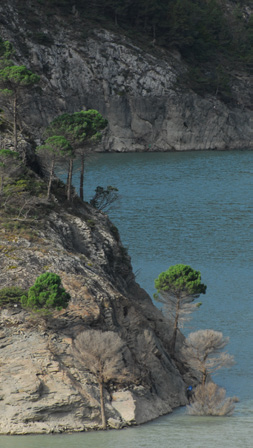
[[67, 158, 73, 201], [0, 175, 3, 199], [171, 295, 180, 355], [13, 93, 17, 151], [79, 152, 84, 201], [47, 156, 55, 200], [99, 380, 106, 430], [202, 361, 207, 385], [202, 369, 207, 385]]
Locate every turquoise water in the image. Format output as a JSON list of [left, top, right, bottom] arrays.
[[1, 151, 252, 447]]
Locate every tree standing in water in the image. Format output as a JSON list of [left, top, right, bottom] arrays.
[[154, 264, 206, 355], [183, 329, 235, 385], [183, 329, 237, 416]]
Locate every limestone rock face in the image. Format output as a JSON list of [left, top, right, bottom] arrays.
[[0, 1, 252, 152], [0, 200, 190, 434]]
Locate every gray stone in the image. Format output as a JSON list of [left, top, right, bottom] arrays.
[[0, 199, 190, 434], [0, 1, 252, 152]]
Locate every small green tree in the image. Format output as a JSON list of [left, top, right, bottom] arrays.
[[37, 136, 73, 200], [21, 272, 70, 312], [0, 286, 28, 306], [0, 64, 40, 150], [75, 110, 108, 201], [47, 110, 107, 201], [0, 38, 14, 68], [154, 264, 206, 355]]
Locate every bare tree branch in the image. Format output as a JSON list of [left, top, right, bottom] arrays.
[[73, 329, 130, 429], [187, 382, 239, 416], [183, 329, 235, 385]]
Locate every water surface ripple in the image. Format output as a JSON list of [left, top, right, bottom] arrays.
[[1, 151, 252, 447]]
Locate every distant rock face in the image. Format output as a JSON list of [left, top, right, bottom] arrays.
[[0, 1, 252, 152], [0, 201, 192, 435]]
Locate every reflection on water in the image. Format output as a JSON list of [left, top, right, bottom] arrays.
[[1, 151, 252, 447]]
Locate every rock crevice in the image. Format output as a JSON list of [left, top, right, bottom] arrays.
[[0, 201, 192, 434]]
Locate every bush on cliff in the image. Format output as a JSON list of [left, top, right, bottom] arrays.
[[0, 286, 28, 306], [21, 272, 70, 311]]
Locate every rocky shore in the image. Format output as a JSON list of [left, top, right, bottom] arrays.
[[0, 191, 196, 434]]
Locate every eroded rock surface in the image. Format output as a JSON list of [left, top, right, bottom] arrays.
[[0, 200, 192, 434], [0, 0, 252, 152]]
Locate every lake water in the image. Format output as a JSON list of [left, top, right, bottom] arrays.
[[1, 150, 252, 447]]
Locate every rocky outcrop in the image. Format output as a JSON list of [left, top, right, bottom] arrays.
[[0, 0, 252, 152], [0, 196, 193, 435]]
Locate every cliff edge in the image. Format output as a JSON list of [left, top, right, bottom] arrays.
[[0, 173, 194, 434]]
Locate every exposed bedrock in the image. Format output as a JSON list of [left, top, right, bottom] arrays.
[[0, 1, 252, 151]]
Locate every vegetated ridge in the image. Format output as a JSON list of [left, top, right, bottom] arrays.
[[0, 147, 197, 434], [0, 0, 252, 151]]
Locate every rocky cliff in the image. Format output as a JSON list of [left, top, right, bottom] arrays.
[[0, 0, 252, 152], [0, 181, 195, 434]]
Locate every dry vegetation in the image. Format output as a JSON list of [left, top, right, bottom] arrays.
[[187, 382, 239, 416]]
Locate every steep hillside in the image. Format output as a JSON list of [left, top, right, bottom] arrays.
[[0, 0, 252, 151], [0, 162, 195, 434]]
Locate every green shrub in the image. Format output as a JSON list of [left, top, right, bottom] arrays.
[[0, 286, 28, 306], [21, 272, 70, 311]]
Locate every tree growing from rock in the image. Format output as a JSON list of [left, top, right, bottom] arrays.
[[0, 64, 40, 151], [187, 381, 239, 416], [36, 136, 73, 200], [47, 110, 107, 201], [0, 149, 20, 197], [0, 149, 39, 218], [0, 286, 28, 306], [75, 109, 108, 201], [21, 272, 70, 312], [0, 38, 14, 68], [183, 329, 235, 386], [154, 264, 206, 355], [73, 329, 129, 429], [89, 185, 119, 211]]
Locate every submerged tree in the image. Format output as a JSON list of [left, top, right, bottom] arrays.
[[73, 329, 129, 429], [183, 329, 235, 386], [154, 264, 206, 355], [187, 382, 239, 416]]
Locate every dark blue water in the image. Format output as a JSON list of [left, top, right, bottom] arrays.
[[1, 151, 252, 447], [76, 151, 252, 404]]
